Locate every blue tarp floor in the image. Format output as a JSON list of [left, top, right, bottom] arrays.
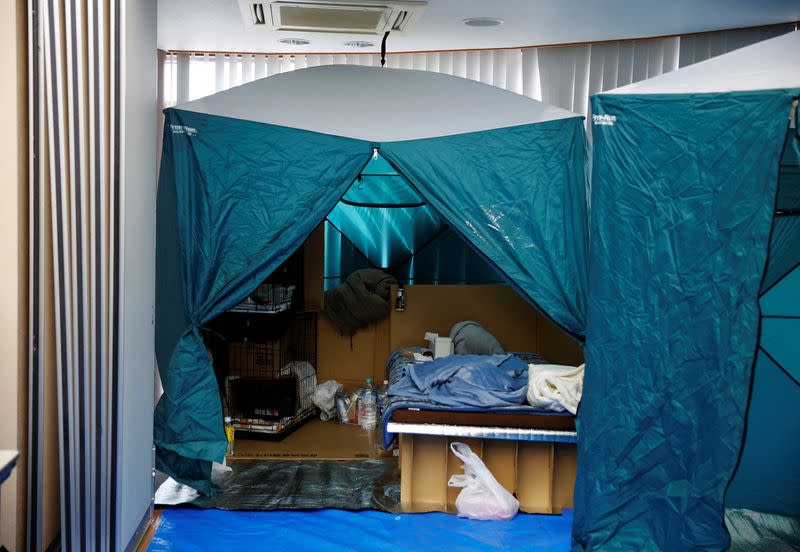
[[148, 508, 574, 551]]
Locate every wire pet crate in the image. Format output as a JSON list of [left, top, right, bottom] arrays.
[[223, 313, 318, 441], [223, 250, 305, 340], [203, 247, 317, 440]]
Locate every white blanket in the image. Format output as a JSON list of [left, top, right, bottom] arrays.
[[527, 363, 584, 415], [155, 461, 231, 506]]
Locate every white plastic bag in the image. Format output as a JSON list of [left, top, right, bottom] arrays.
[[312, 380, 343, 420], [447, 442, 519, 520]]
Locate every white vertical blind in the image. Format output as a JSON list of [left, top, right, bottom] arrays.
[[536, 37, 681, 118], [492, 51, 506, 89], [385, 51, 399, 69], [242, 54, 255, 84], [253, 54, 266, 79], [426, 52, 440, 73], [522, 48, 541, 100], [538, 45, 581, 112], [452, 51, 466, 78], [160, 24, 797, 125], [266, 55, 280, 76], [175, 53, 190, 104], [478, 50, 492, 85], [230, 55, 242, 88], [678, 25, 794, 67], [214, 56, 225, 93], [439, 51, 453, 76], [465, 50, 480, 81]]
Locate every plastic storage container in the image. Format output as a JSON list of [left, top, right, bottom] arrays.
[[424, 332, 454, 359]]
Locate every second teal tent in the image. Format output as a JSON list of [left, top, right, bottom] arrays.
[[576, 31, 800, 551]]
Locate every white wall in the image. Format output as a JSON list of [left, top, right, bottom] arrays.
[[0, 1, 26, 550], [117, 0, 157, 549]]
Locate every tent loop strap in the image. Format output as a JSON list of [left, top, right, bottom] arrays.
[[380, 31, 390, 67], [184, 320, 201, 336], [340, 198, 427, 208]]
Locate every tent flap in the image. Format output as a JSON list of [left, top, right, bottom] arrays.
[[154, 109, 372, 492], [382, 119, 589, 339], [777, 127, 800, 211], [575, 89, 797, 550]]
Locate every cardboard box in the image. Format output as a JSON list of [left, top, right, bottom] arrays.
[[316, 284, 584, 390], [316, 313, 381, 388], [231, 418, 387, 460], [399, 434, 576, 514], [303, 223, 325, 311]]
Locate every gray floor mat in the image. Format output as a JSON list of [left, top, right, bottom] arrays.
[[157, 459, 401, 513]]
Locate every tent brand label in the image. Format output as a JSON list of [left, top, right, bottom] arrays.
[[592, 114, 617, 126], [170, 124, 198, 136]]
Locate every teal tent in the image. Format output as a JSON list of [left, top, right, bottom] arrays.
[[576, 32, 800, 550], [155, 65, 589, 492]]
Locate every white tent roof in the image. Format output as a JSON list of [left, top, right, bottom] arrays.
[[607, 31, 800, 94], [174, 65, 579, 142]]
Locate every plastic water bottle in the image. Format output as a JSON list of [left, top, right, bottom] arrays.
[[360, 378, 378, 430]]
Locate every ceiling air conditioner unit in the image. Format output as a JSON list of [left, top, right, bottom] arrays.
[[239, 1, 427, 35]]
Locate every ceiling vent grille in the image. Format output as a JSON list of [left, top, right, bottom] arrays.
[[238, 1, 427, 35]]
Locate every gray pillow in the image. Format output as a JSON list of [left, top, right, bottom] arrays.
[[449, 321, 505, 355]]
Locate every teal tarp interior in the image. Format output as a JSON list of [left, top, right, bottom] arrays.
[[323, 152, 505, 288], [323, 223, 505, 289], [576, 90, 799, 551], [327, 153, 446, 270], [155, 107, 588, 494], [726, 127, 800, 517]]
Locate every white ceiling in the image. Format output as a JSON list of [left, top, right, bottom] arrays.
[[158, 0, 800, 53]]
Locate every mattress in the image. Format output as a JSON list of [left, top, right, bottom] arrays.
[[381, 350, 576, 449], [389, 408, 575, 430]]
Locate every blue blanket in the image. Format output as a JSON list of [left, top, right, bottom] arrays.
[[387, 353, 528, 408], [380, 350, 570, 449]]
